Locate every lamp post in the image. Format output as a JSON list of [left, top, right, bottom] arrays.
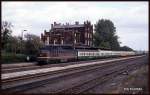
[[21, 30, 27, 40], [21, 30, 27, 54]]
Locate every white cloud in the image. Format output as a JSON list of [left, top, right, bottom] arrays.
[[2, 1, 148, 51]]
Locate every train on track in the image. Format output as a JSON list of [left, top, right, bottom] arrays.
[[37, 45, 144, 64]]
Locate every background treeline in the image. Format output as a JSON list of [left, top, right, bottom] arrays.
[[1, 19, 133, 63], [93, 19, 133, 51], [1, 21, 44, 63]]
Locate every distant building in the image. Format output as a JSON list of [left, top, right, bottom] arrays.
[[41, 21, 93, 48]]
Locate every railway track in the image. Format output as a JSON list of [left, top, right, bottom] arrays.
[[57, 62, 144, 94], [2, 56, 139, 74], [23, 56, 147, 94], [2, 57, 135, 89], [2, 55, 147, 94], [26, 56, 147, 94], [2, 56, 141, 82], [2, 62, 36, 69]]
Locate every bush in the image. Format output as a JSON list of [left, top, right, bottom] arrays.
[[2, 53, 27, 63]]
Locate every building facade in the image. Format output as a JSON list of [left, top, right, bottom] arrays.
[[41, 21, 93, 47]]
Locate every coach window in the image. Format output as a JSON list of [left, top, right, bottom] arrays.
[[97, 53, 99, 56], [80, 53, 82, 56], [74, 39, 76, 44], [54, 39, 56, 45]]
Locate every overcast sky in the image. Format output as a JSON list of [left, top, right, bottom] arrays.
[[2, 1, 148, 51]]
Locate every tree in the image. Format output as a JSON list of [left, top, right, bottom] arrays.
[[24, 33, 44, 55], [5, 36, 17, 53], [4, 36, 25, 54], [1, 21, 13, 50], [94, 19, 120, 50], [120, 46, 133, 51]]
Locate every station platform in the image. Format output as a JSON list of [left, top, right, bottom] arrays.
[[2, 55, 144, 80]]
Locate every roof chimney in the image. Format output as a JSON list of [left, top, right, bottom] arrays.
[[75, 21, 79, 25], [51, 24, 53, 28], [66, 22, 69, 25], [54, 22, 56, 25], [44, 30, 46, 34]]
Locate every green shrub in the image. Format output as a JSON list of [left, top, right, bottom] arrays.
[[2, 53, 27, 63]]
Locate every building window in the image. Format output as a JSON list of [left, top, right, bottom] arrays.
[[85, 32, 87, 38], [89, 33, 91, 38], [47, 37, 49, 45], [61, 39, 64, 45], [54, 39, 56, 45], [74, 39, 76, 44]]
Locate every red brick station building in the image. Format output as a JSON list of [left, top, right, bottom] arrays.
[[41, 21, 93, 48]]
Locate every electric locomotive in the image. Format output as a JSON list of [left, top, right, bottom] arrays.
[[37, 45, 77, 64]]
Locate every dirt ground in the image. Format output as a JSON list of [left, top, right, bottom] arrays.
[[87, 63, 149, 94], [107, 64, 149, 94]]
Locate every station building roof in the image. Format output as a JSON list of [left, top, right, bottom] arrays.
[[53, 24, 84, 29]]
